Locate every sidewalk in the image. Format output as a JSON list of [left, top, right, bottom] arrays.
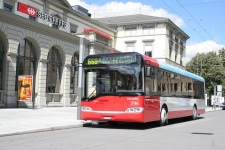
[[205, 106, 222, 112], [0, 107, 90, 137], [0, 106, 222, 137]]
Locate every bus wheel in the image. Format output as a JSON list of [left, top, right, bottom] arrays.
[[160, 107, 168, 126], [191, 106, 197, 120]]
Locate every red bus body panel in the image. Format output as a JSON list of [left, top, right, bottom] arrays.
[[144, 96, 160, 121], [82, 96, 160, 123]]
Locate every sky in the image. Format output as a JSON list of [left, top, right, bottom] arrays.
[[67, 0, 225, 62]]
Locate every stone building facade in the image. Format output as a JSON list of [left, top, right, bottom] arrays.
[[0, 0, 116, 108], [96, 15, 189, 68]]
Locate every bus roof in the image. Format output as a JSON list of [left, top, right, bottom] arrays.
[[142, 55, 159, 67], [157, 61, 205, 82], [142, 54, 204, 82]]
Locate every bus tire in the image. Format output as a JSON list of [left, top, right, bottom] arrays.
[[191, 106, 197, 120], [160, 107, 168, 126]]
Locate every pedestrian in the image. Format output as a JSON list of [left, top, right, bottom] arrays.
[[213, 101, 216, 110]]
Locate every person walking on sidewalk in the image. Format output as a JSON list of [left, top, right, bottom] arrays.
[[212, 101, 216, 110]]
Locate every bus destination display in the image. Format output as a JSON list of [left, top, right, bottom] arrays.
[[87, 55, 137, 65]]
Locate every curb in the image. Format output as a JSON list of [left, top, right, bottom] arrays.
[[0, 109, 222, 137], [0, 124, 84, 137]]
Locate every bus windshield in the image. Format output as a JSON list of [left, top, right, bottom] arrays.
[[84, 64, 143, 99]]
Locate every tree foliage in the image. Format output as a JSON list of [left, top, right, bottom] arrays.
[[186, 48, 225, 96]]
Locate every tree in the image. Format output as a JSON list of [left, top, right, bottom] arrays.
[[186, 48, 225, 96]]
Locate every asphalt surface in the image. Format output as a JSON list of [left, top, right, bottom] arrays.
[[0, 106, 222, 137]]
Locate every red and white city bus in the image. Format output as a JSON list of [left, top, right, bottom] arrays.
[[81, 52, 205, 125]]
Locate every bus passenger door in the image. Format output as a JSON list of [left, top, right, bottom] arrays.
[[145, 96, 160, 122], [144, 67, 160, 122]]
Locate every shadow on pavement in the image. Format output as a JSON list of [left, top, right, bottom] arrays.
[[83, 116, 205, 130]]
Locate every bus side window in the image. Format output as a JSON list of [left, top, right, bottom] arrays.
[[152, 69, 157, 92], [145, 67, 157, 95]]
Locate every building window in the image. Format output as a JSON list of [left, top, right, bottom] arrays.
[[96, 34, 109, 46], [169, 46, 172, 59], [188, 82, 192, 90], [0, 37, 4, 90], [70, 53, 79, 94], [180, 48, 183, 65], [180, 41, 183, 47], [126, 42, 135, 52], [125, 26, 136, 36], [70, 24, 78, 33], [29, 16, 36, 21], [16, 39, 37, 91], [169, 40, 173, 60], [46, 46, 62, 93], [169, 30, 173, 39], [144, 42, 152, 57], [180, 48, 183, 57], [4, 3, 13, 13], [175, 36, 179, 43], [175, 46, 178, 62], [180, 59, 183, 65], [143, 25, 154, 35]]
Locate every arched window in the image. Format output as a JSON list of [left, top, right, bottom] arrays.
[[70, 53, 79, 94], [46, 46, 62, 93], [16, 39, 36, 90], [0, 37, 4, 90]]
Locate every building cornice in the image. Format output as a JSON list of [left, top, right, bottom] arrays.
[[99, 16, 189, 40], [26, 0, 117, 34], [48, 0, 72, 11], [0, 10, 82, 44]]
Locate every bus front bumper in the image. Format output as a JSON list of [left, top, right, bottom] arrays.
[[81, 110, 145, 123]]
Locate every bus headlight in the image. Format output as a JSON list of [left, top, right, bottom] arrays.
[[125, 107, 144, 113], [81, 106, 93, 112]]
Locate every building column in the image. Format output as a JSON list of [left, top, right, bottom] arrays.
[[36, 53, 48, 108], [62, 63, 71, 107], [5, 53, 17, 108], [4, 38, 19, 108]]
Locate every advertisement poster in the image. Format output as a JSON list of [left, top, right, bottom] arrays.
[[18, 75, 33, 101]]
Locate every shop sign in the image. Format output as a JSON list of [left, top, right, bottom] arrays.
[[37, 11, 67, 28], [17, 2, 67, 28], [17, 2, 37, 17], [18, 75, 33, 101]]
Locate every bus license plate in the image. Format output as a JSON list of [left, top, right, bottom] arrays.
[[104, 117, 112, 120]]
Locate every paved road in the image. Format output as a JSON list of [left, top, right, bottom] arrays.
[[0, 110, 224, 150], [0, 107, 220, 137]]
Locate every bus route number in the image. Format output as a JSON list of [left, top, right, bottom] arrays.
[[88, 58, 99, 65]]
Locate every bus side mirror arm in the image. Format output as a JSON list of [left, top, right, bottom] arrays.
[[146, 67, 151, 77]]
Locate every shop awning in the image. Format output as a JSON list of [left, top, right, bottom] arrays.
[[83, 28, 112, 40]]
